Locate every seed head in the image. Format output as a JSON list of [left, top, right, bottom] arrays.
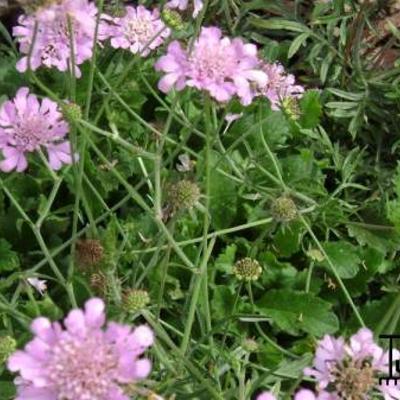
[[271, 196, 297, 222], [76, 239, 104, 269], [233, 258, 262, 281], [167, 180, 200, 212], [89, 272, 109, 297]]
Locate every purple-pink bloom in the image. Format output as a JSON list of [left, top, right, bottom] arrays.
[[7, 298, 154, 400], [166, 0, 204, 17], [101, 5, 170, 56], [0, 87, 73, 172], [13, 0, 98, 78], [257, 392, 276, 400], [304, 328, 400, 400], [259, 63, 304, 111], [155, 27, 267, 105]]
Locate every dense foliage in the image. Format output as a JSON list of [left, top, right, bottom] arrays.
[[1, 0, 400, 399]]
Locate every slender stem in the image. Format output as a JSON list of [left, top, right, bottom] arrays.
[[299, 214, 365, 327], [180, 237, 216, 354]]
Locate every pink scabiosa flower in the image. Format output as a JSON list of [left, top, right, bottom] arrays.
[[259, 63, 304, 111], [257, 392, 276, 400], [103, 5, 170, 56], [7, 298, 154, 400], [0, 87, 74, 172], [256, 390, 337, 400], [13, 0, 98, 78], [155, 27, 267, 105], [304, 328, 400, 400], [166, 0, 204, 17]]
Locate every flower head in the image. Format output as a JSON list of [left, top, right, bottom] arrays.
[[0, 87, 74, 172], [304, 328, 400, 400], [166, 0, 204, 18], [102, 6, 170, 56], [271, 196, 297, 222], [233, 258, 262, 281], [13, 0, 98, 77], [257, 393, 276, 400], [259, 63, 304, 111], [155, 26, 267, 105], [8, 298, 154, 400]]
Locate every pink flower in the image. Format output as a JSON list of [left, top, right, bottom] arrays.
[[166, 0, 204, 17], [8, 298, 154, 400], [13, 0, 98, 78], [259, 63, 304, 110], [155, 27, 267, 105], [304, 328, 400, 400], [257, 392, 276, 400], [0, 87, 74, 172], [102, 6, 170, 57], [257, 390, 337, 400], [155, 40, 189, 93]]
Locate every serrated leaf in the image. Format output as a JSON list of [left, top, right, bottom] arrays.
[[299, 90, 322, 129], [321, 241, 360, 279], [257, 289, 339, 336], [0, 239, 19, 272]]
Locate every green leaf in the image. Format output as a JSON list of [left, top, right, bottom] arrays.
[[321, 241, 361, 279], [0, 239, 19, 272], [273, 222, 303, 257], [257, 289, 339, 336], [199, 150, 238, 229], [215, 244, 237, 273], [0, 381, 15, 400], [299, 90, 322, 129], [288, 33, 310, 58], [211, 286, 236, 320], [250, 18, 310, 33]]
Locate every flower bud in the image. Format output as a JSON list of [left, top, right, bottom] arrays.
[[122, 289, 150, 313], [233, 258, 262, 281], [0, 336, 16, 364], [62, 102, 82, 124], [161, 7, 185, 31], [271, 196, 297, 222]]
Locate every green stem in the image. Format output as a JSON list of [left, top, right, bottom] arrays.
[[180, 237, 216, 354]]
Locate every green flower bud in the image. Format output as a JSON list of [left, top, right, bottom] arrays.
[[122, 289, 150, 313], [271, 196, 297, 222], [161, 7, 185, 31], [0, 336, 16, 364], [233, 258, 262, 281], [62, 102, 82, 124]]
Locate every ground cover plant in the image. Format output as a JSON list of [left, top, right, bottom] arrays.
[[1, 0, 400, 399]]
